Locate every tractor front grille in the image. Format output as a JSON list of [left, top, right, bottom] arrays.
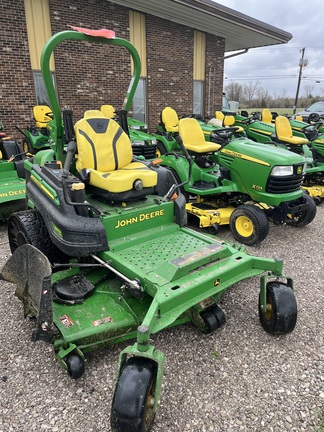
[[132, 143, 157, 159], [266, 164, 305, 194]]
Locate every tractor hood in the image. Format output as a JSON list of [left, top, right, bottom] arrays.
[[246, 121, 275, 137], [222, 138, 306, 167]]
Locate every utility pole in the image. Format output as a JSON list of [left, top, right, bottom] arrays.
[[293, 48, 307, 114]]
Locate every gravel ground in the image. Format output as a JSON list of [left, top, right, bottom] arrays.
[[0, 206, 323, 432]]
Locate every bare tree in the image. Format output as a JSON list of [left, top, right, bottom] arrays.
[[303, 84, 315, 98], [243, 81, 262, 108], [224, 81, 244, 102]]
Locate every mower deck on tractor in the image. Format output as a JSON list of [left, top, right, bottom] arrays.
[[1, 28, 298, 432]]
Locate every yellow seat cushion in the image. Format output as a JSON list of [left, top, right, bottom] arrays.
[[74, 116, 157, 193], [84, 110, 104, 118], [161, 107, 179, 133], [275, 116, 308, 145], [90, 162, 157, 193], [179, 118, 221, 152], [261, 109, 273, 124], [100, 105, 116, 118], [215, 111, 224, 121]]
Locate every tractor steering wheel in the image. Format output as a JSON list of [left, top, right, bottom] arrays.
[[301, 122, 322, 132], [212, 127, 239, 147]]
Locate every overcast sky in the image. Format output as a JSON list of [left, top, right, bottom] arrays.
[[214, 0, 324, 99]]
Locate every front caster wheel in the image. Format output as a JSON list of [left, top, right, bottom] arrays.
[[65, 353, 85, 379], [259, 282, 297, 335], [111, 357, 158, 432]]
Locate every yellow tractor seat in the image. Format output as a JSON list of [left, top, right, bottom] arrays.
[[295, 115, 303, 121], [275, 116, 309, 145], [161, 107, 179, 133], [74, 116, 157, 201], [179, 118, 221, 153], [100, 104, 116, 118], [33, 105, 52, 128], [223, 115, 244, 134], [215, 111, 224, 122], [261, 109, 273, 124], [84, 110, 105, 118]]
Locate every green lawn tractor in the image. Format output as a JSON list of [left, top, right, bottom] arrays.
[[100, 104, 149, 132], [294, 111, 324, 134], [235, 111, 324, 203], [0, 127, 27, 220], [156, 106, 244, 148], [153, 115, 316, 245], [0, 27, 299, 432], [16, 105, 54, 154]]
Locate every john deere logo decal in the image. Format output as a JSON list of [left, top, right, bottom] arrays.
[[297, 166, 303, 175]]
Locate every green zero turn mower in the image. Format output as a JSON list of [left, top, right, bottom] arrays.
[[1, 27, 298, 432]]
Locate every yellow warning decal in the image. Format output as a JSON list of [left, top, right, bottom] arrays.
[[220, 148, 270, 166]]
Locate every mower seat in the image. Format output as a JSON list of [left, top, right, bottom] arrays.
[[223, 115, 244, 134], [84, 110, 104, 118], [161, 107, 179, 133], [275, 116, 309, 145], [215, 111, 224, 122], [33, 105, 52, 128], [74, 115, 157, 201], [295, 115, 303, 122], [261, 109, 273, 124], [100, 104, 116, 118], [179, 118, 221, 153]]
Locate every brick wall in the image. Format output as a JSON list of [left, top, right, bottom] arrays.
[[146, 15, 194, 131], [0, 0, 225, 138], [205, 33, 225, 117], [49, 0, 131, 126], [0, 0, 35, 138]]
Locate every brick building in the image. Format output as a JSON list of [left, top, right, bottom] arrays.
[[0, 0, 291, 137]]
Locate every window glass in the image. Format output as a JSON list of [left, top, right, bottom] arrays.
[[132, 78, 146, 122], [193, 81, 204, 115], [33, 71, 55, 106]]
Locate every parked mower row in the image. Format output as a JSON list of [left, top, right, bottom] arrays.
[[0, 27, 315, 432], [234, 108, 324, 203]]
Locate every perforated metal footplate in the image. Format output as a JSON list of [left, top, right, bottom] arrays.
[[110, 229, 229, 284]]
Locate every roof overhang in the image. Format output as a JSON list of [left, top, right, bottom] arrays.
[[108, 0, 292, 52]]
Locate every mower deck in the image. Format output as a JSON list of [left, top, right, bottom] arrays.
[[50, 213, 285, 353]]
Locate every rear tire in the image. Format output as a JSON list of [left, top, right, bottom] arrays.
[[8, 209, 66, 264], [229, 204, 269, 245], [22, 138, 36, 154]]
